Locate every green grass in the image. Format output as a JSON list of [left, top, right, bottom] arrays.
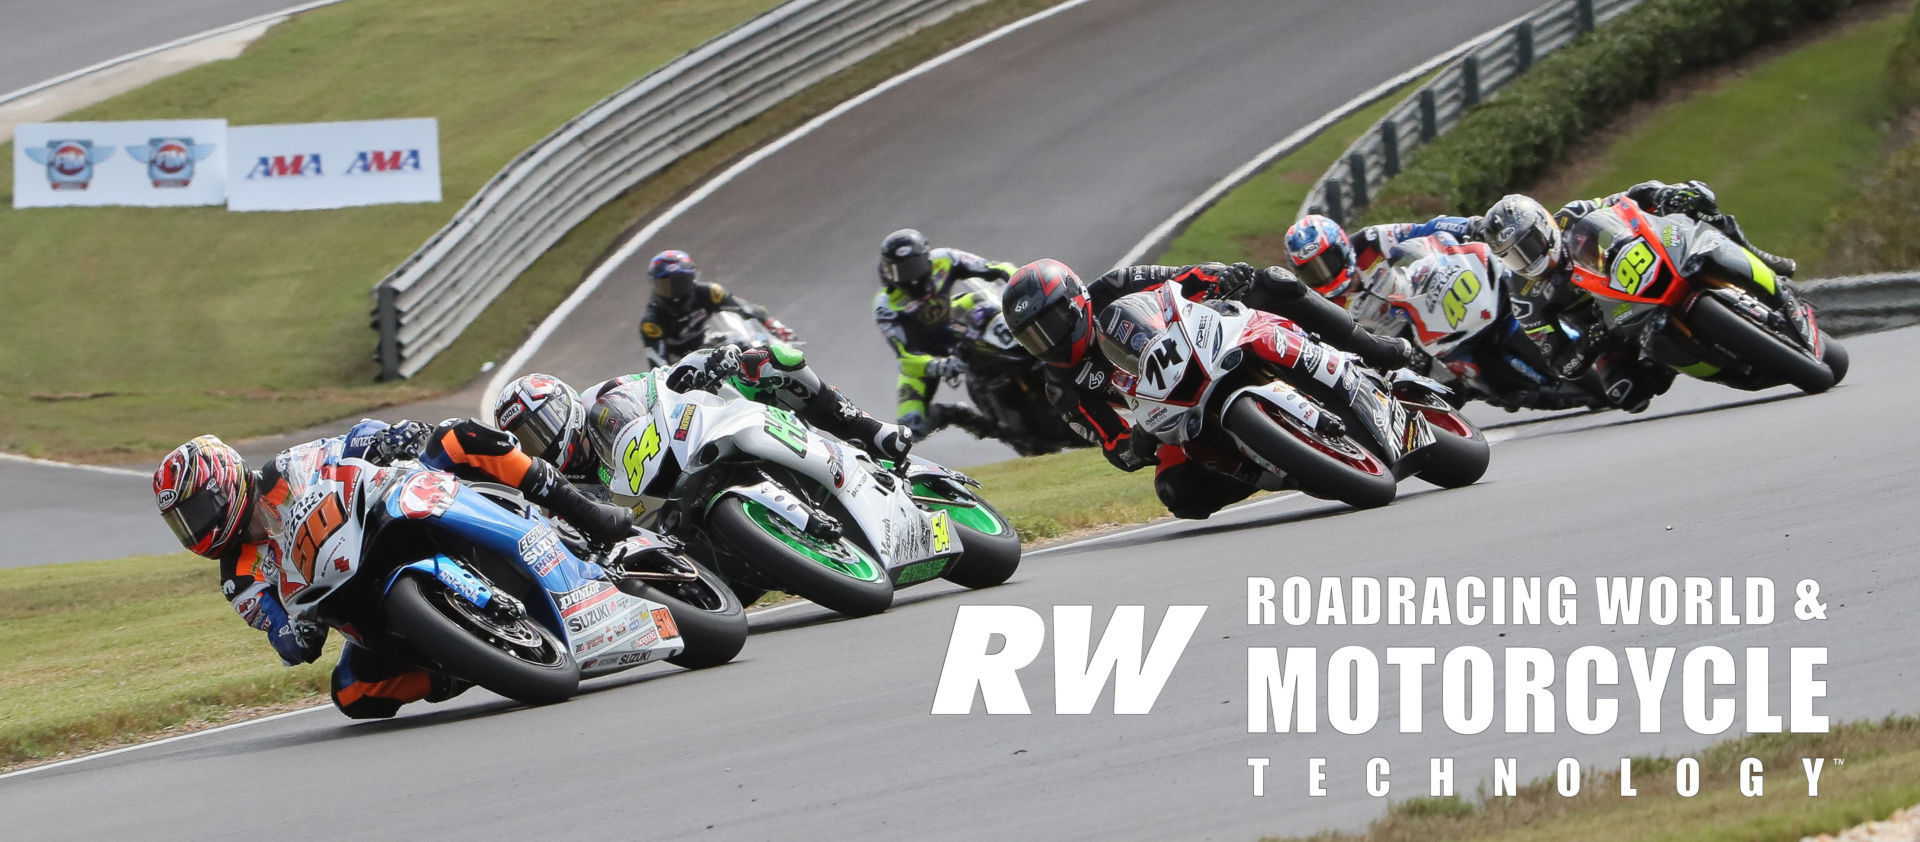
[[1535, 7, 1911, 277], [0, 554, 338, 767], [966, 447, 1165, 541], [0, 0, 785, 462], [1158, 77, 1429, 268], [1270, 718, 1920, 842], [0, 0, 1079, 465]]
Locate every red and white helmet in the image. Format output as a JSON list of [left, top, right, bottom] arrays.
[[493, 374, 585, 469], [154, 435, 256, 558]]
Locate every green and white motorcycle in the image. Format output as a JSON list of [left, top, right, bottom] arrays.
[[585, 371, 1021, 617]]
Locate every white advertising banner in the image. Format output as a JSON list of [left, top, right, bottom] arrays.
[[225, 118, 441, 212], [13, 120, 228, 208]]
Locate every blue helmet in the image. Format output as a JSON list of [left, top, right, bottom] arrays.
[[648, 249, 698, 300], [1284, 215, 1360, 300]]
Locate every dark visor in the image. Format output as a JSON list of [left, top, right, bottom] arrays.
[[1297, 249, 1350, 292], [162, 486, 228, 550], [1013, 299, 1083, 364]]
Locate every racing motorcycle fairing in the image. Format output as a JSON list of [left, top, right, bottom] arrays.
[[266, 441, 685, 679]]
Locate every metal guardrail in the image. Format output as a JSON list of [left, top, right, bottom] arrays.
[[372, 0, 988, 379], [1299, 0, 1643, 224], [1805, 273, 1920, 336]]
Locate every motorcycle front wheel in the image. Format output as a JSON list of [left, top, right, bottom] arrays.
[[1225, 397, 1397, 510], [615, 554, 748, 669], [384, 574, 579, 705], [709, 497, 894, 617], [1409, 405, 1490, 489], [1687, 294, 1834, 394]]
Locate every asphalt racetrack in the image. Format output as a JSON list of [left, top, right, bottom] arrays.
[[0, 0, 305, 95], [513, 0, 1544, 467], [4, 327, 1912, 840]]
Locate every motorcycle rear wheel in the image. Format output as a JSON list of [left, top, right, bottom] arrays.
[[710, 497, 894, 617], [614, 555, 748, 669], [1688, 294, 1834, 394], [384, 574, 579, 705], [1225, 397, 1397, 510]]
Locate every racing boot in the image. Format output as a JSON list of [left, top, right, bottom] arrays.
[[1710, 213, 1797, 277], [928, 402, 997, 440], [1591, 350, 1672, 414]]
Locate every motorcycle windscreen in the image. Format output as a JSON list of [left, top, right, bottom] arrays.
[[1095, 295, 1167, 376], [588, 385, 653, 461]]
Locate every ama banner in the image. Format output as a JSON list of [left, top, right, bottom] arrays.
[[226, 118, 441, 211]]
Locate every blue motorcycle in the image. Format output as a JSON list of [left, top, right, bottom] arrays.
[[264, 444, 747, 705]]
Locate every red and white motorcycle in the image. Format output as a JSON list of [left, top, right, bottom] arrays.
[[1100, 282, 1489, 509]]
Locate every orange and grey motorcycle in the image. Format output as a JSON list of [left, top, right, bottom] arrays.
[[1562, 200, 1848, 395]]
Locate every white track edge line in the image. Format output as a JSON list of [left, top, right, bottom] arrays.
[[0, 705, 330, 781], [0, 0, 347, 108], [477, 0, 1105, 418], [0, 452, 149, 478], [1108, 22, 1513, 271]]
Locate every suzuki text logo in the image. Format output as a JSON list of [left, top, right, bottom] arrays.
[[345, 149, 422, 175], [246, 154, 323, 179]]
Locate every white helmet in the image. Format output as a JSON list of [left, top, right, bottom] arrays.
[[1483, 194, 1564, 281], [492, 374, 584, 469]]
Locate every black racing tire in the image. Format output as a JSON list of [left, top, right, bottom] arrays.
[[709, 497, 894, 617], [614, 556, 748, 670], [383, 574, 579, 706], [1224, 397, 1397, 510], [922, 488, 1022, 590], [1820, 330, 1849, 386], [1411, 406, 1491, 489], [1689, 294, 1834, 394]]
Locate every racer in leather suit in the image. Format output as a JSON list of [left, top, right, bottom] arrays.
[[1481, 180, 1795, 411], [1283, 213, 1482, 307], [494, 344, 913, 499], [1002, 259, 1414, 519], [154, 422, 635, 719], [641, 249, 793, 367], [872, 228, 1019, 437]]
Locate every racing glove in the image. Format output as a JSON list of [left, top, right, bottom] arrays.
[[925, 356, 969, 380], [1650, 180, 1719, 218], [1358, 336, 1417, 372]]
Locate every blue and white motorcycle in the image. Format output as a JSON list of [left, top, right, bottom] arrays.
[[260, 438, 747, 706]]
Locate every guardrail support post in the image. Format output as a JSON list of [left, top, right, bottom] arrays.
[[1462, 56, 1482, 107], [1347, 152, 1369, 212], [1576, 0, 1596, 33], [1324, 181, 1345, 225], [1381, 121, 1400, 177], [1418, 89, 1438, 141], [1515, 22, 1535, 72], [376, 285, 401, 381]]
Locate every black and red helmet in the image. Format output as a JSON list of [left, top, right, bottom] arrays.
[[1002, 259, 1093, 366]]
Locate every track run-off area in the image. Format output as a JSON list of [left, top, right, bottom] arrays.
[[4, 0, 1914, 839], [4, 327, 1912, 840]]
